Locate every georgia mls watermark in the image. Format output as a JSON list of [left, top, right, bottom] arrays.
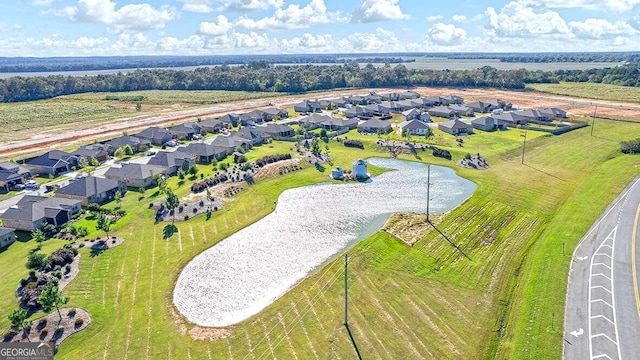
[[0, 342, 54, 360]]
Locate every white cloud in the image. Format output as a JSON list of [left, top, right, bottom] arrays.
[[485, 1, 571, 38], [60, 0, 178, 34], [351, 0, 408, 23], [199, 15, 233, 36], [426, 15, 443, 22], [181, 0, 283, 13], [569, 18, 638, 39], [233, 0, 343, 30], [180, 0, 214, 13], [521, 0, 640, 11], [427, 23, 466, 45], [452, 14, 467, 22], [30, 0, 54, 6]]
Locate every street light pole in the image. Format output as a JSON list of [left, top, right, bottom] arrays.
[[521, 126, 528, 165], [590, 104, 598, 136], [426, 164, 430, 223]]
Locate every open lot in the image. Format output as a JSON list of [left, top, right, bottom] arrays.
[[1, 88, 640, 359]]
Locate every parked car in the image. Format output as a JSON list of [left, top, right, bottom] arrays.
[[25, 181, 39, 190], [163, 140, 177, 147], [10, 184, 25, 191], [147, 150, 157, 156]]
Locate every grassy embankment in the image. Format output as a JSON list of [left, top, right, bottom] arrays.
[[527, 82, 640, 103], [0, 90, 279, 143], [1, 117, 639, 359]]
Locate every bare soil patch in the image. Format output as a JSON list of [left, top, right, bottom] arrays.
[[382, 212, 444, 246]]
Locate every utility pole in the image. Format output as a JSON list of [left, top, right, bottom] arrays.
[[590, 104, 598, 136], [343, 254, 362, 360], [426, 164, 431, 223], [521, 126, 528, 165]]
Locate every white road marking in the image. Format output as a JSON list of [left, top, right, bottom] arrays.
[[592, 262, 611, 270], [592, 354, 614, 360], [590, 286, 612, 294], [571, 328, 584, 337], [578, 256, 589, 261], [590, 315, 614, 325], [590, 299, 614, 309]]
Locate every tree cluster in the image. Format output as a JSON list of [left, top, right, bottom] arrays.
[[620, 138, 640, 154]]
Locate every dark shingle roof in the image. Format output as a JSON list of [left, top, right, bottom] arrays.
[[56, 176, 121, 198], [104, 163, 167, 181], [1, 196, 80, 222]]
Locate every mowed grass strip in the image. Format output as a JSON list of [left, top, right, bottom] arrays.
[[2, 117, 640, 359], [527, 82, 640, 103], [60, 90, 282, 105]]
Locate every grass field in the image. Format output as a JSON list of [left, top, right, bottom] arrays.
[[527, 82, 640, 103], [60, 90, 281, 105], [1, 119, 639, 359]]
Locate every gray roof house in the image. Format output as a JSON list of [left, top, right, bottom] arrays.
[[239, 110, 270, 125], [344, 106, 372, 119], [216, 113, 241, 127], [294, 100, 322, 113], [320, 117, 359, 131], [136, 126, 173, 146], [25, 150, 78, 175], [493, 112, 529, 125], [399, 119, 431, 136], [514, 109, 549, 122], [425, 96, 444, 106], [56, 176, 127, 205], [262, 123, 295, 138], [235, 127, 270, 145], [0, 195, 81, 232], [104, 163, 168, 188], [471, 116, 509, 132], [486, 99, 512, 110], [449, 104, 475, 117], [182, 143, 230, 164], [169, 122, 202, 140], [438, 119, 473, 136], [538, 107, 567, 119], [0, 227, 16, 248], [72, 144, 110, 163], [402, 108, 422, 121], [299, 113, 333, 129], [333, 98, 349, 108], [466, 101, 492, 113], [428, 106, 456, 119], [147, 151, 197, 175], [105, 135, 151, 155], [199, 118, 232, 133], [357, 119, 392, 134], [0, 162, 32, 190], [442, 95, 464, 105], [365, 103, 390, 116], [209, 134, 251, 150], [263, 107, 289, 119], [398, 90, 421, 100]]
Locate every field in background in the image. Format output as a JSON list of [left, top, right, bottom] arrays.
[[527, 82, 640, 103], [60, 90, 281, 105]]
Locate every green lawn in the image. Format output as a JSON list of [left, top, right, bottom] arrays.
[[60, 90, 281, 105], [527, 82, 640, 103], [1, 120, 639, 359]]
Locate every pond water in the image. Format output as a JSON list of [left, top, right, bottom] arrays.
[[173, 158, 476, 327]]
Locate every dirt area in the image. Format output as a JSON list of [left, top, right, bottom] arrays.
[[169, 305, 232, 340], [6, 307, 91, 346], [382, 212, 444, 246]]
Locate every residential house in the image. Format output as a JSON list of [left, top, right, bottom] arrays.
[[424, 96, 444, 106], [333, 98, 349, 108], [25, 150, 78, 175], [428, 106, 456, 119], [299, 114, 332, 129], [381, 92, 400, 101], [294, 100, 322, 113], [216, 113, 241, 127], [438, 119, 473, 136], [72, 144, 109, 163], [410, 98, 432, 109], [136, 126, 173, 146], [398, 90, 420, 100], [401, 108, 421, 121], [318, 100, 333, 110], [449, 104, 475, 117], [320, 117, 358, 131], [538, 107, 567, 119], [262, 123, 295, 138], [56, 176, 127, 206], [349, 95, 366, 105], [0, 162, 32, 190], [471, 116, 509, 132], [182, 143, 230, 164], [0, 195, 81, 232], [514, 109, 549, 122], [263, 107, 289, 119], [104, 163, 168, 188], [486, 99, 512, 111], [169, 122, 202, 140], [0, 227, 16, 248], [396, 100, 416, 111], [493, 112, 529, 125], [379, 101, 404, 113], [419, 112, 432, 122], [199, 118, 232, 133], [365, 103, 391, 116], [365, 93, 382, 104], [235, 127, 270, 145], [466, 101, 492, 114], [105, 135, 151, 155], [209, 134, 251, 151], [239, 110, 269, 125], [344, 106, 372, 119], [357, 119, 392, 134], [147, 151, 197, 175], [442, 95, 464, 105], [399, 119, 431, 136]]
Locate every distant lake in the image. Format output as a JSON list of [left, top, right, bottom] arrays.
[[173, 158, 477, 327], [0, 58, 620, 79]]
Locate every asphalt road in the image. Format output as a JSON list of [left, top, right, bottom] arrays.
[[565, 176, 640, 360]]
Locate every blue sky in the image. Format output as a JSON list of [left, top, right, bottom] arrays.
[[1, 0, 639, 56]]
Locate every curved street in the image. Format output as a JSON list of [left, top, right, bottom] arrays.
[[564, 176, 640, 360]]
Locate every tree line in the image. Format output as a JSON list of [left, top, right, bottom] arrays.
[[0, 60, 639, 103]]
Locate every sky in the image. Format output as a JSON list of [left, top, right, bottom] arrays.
[[1, 0, 640, 57]]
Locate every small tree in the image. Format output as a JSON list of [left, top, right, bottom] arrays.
[[319, 128, 327, 138], [188, 164, 198, 178], [8, 308, 31, 342], [165, 189, 179, 223], [114, 147, 126, 159], [123, 144, 134, 156], [136, 102, 142, 112], [37, 283, 69, 324], [77, 156, 88, 169], [32, 228, 46, 243], [424, 127, 433, 141], [114, 191, 122, 207], [311, 138, 321, 156], [89, 157, 99, 167], [138, 187, 145, 200], [153, 174, 167, 193], [26, 252, 47, 270], [206, 188, 213, 206], [177, 169, 186, 181], [96, 212, 111, 238]]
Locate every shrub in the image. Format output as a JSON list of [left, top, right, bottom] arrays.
[[47, 247, 77, 268], [28, 270, 36, 279], [26, 252, 47, 270], [39, 329, 48, 338], [38, 318, 47, 326], [344, 139, 364, 149], [74, 318, 83, 326], [52, 270, 62, 279], [184, 215, 189, 221], [20, 278, 29, 287], [432, 148, 452, 160], [68, 308, 76, 317], [64, 264, 71, 274], [620, 138, 640, 154]]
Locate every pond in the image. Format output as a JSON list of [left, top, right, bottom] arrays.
[[173, 158, 477, 327]]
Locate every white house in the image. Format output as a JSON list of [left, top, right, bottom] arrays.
[[352, 159, 368, 179]]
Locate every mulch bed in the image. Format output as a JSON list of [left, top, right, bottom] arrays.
[[456, 155, 489, 170], [72, 236, 125, 251], [5, 307, 91, 347]]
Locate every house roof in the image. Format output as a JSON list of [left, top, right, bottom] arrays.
[[73, 144, 108, 158], [170, 122, 201, 135], [396, 100, 415, 108], [136, 126, 172, 140], [262, 107, 287, 116], [1, 195, 80, 223], [209, 134, 249, 149], [25, 151, 71, 168], [514, 109, 544, 119], [440, 119, 471, 130], [216, 113, 240, 121], [106, 135, 150, 149], [235, 127, 267, 141], [182, 143, 229, 157], [399, 119, 430, 130], [299, 113, 333, 125], [402, 108, 421, 117], [147, 151, 195, 168], [428, 106, 455, 115], [105, 163, 167, 181], [493, 112, 528, 123], [56, 176, 122, 198], [449, 104, 473, 112], [0, 227, 14, 237], [262, 123, 294, 135], [0, 162, 30, 175], [472, 116, 507, 127], [199, 118, 231, 128], [358, 118, 391, 129]]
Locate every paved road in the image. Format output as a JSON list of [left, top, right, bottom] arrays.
[[565, 176, 640, 360]]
